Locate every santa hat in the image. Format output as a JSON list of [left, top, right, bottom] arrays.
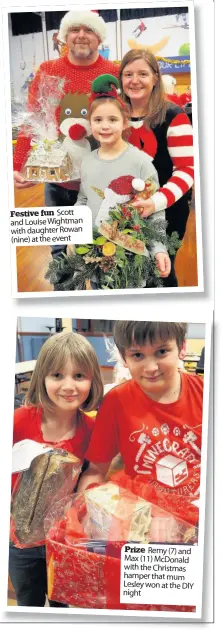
[[58, 10, 106, 43], [108, 176, 145, 196]]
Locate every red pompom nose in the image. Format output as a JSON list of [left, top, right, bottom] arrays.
[[68, 124, 87, 140]]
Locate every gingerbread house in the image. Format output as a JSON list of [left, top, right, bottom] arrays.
[[24, 144, 73, 183]]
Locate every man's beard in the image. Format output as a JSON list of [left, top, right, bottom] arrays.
[[71, 44, 93, 59]]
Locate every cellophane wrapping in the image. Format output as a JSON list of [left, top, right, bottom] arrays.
[[11, 448, 82, 548], [45, 480, 198, 610], [12, 74, 75, 183]]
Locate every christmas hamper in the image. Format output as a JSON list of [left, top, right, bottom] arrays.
[[12, 73, 87, 183], [44, 479, 198, 611], [11, 448, 82, 548]]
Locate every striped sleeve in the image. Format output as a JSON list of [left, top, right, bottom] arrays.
[[151, 112, 194, 212]]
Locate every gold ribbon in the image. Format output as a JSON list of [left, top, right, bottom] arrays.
[[156, 56, 190, 65]]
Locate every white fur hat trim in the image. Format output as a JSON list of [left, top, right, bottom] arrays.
[[132, 178, 145, 192], [58, 11, 106, 43]]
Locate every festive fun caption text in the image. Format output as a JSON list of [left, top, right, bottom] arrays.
[[120, 544, 199, 606], [10, 206, 92, 246]]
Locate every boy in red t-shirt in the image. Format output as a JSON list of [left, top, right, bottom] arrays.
[[80, 321, 203, 523]]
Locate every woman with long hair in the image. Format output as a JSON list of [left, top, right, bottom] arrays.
[[119, 49, 194, 287]]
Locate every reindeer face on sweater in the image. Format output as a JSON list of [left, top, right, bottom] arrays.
[[59, 92, 90, 140]]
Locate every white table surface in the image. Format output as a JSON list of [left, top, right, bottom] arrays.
[[15, 360, 36, 375], [184, 355, 200, 362]]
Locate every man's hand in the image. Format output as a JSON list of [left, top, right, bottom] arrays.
[[155, 252, 171, 278], [14, 171, 36, 190], [131, 197, 155, 217]]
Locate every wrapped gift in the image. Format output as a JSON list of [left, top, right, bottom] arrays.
[[13, 73, 76, 183], [11, 449, 82, 548], [45, 482, 197, 610], [23, 139, 73, 183], [84, 482, 152, 541]]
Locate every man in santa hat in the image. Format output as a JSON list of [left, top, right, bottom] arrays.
[[13, 10, 119, 256]]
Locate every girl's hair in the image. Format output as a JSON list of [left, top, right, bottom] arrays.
[[114, 321, 188, 359], [25, 331, 103, 413], [119, 49, 169, 128], [88, 96, 130, 121]]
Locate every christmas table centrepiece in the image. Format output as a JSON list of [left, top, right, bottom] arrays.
[[45, 203, 180, 291], [44, 481, 198, 609], [11, 448, 82, 548]]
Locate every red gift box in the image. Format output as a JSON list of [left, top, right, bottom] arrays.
[[45, 484, 197, 612]]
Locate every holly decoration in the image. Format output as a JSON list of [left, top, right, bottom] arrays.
[[45, 203, 181, 291]]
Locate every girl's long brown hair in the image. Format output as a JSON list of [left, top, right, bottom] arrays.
[[119, 49, 169, 128], [25, 332, 103, 413]]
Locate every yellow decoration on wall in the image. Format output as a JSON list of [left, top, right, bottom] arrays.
[[127, 36, 170, 54], [156, 56, 190, 65], [59, 43, 68, 57]]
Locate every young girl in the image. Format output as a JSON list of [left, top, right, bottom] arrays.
[[9, 331, 103, 607], [75, 74, 171, 281]]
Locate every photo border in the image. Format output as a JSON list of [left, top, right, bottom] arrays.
[[4, 311, 212, 619], [2, 1, 203, 297]]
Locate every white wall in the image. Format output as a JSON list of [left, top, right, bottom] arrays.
[[18, 317, 205, 339], [188, 323, 205, 339], [9, 10, 190, 100], [9, 15, 118, 101], [9, 15, 45, 102], [121, 13, 190, 57], [17, 317, 55, 333]]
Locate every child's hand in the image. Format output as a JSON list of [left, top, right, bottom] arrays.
[[155, 252, 171, 278], [149, 515, 181, 543], [131, 197, 155, 217]]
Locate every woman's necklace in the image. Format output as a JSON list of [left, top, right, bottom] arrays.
[[130, 115, 146, 121]]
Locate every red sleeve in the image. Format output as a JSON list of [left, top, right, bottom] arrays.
[[13, 406, 31, 445], [11, 407, 31, 493], [13, 62, 47, 172], [112, 63, 120, 78], [165, 94, 182, 106], [151, 111, 194, 212], [179, 93, 191, 106], [80, 412, 96, 456], [85, 390, 120, 463]]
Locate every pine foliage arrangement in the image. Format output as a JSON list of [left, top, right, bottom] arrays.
[[45, 206, 180, 291]]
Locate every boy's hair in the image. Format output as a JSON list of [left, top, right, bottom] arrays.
[[88, 96, 130, 121], [113, 321, 188, 358], [25, 331, 103, 413]]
